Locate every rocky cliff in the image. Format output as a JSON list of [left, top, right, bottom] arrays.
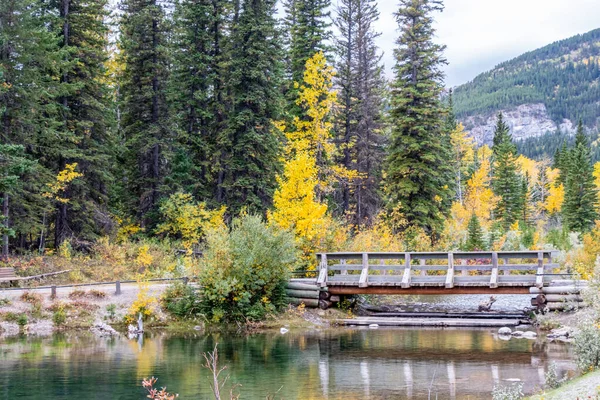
[[461, 103, 576, 146]]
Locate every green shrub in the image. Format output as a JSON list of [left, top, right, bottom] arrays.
[[200, 214, 297, 322], [106, 304, 117, 320], [574, 320, 600, 372], [52, 303, 67, 327], [162, 282, 203, 318], [16, 314, 28, 327]]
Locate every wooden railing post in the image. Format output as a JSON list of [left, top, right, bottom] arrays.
[[536, 251, 544, 288], [461, 259, 468, 277], [402, 253, 412, 288], [341, 259, 347, 276], [359, 253, 369, 288], [317, 254, 328, 288], [420, 259, 426, 277], [445, 252, 454, 288], [490, 252, 499, 288]]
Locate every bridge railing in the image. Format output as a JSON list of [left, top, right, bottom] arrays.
[[316, 251, 559, 289]]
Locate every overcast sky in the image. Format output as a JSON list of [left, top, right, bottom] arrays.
[[368, 0, 599, 87]]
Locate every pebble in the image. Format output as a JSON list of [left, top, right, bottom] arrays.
[[498, 327, 512, 335], [369, 324, 379, 329], [280, 327, 289, 334], [90, 322, 119, 337]]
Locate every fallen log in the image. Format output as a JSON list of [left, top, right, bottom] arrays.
[[544, 294, 584, 303], [286, 297, 319, 308], [529, 286, 583, 295], [285, 289, 320, 299], [285, 282, 320, 291]]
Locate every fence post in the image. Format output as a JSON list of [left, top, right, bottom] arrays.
[[50, 286, 57, 299], [183, 277, 189, 285], [490, 252, 499, 288], [115, 280, 121, 295], [401, 253, 412, 288], [445, 253, 454, 288], [359, 253, 369, 288]]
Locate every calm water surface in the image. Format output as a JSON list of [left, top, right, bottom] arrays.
[[0, 328, 575, 399]]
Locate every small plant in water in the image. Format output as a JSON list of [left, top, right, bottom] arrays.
[[491, 382, 524, 400]]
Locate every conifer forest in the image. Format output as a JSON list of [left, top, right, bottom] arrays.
[[1, 0, 600, 282]]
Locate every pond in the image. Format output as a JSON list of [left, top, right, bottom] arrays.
[[0, 327, 574, 399]]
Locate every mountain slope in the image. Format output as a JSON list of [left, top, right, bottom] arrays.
[[453, 28, 600, 145]]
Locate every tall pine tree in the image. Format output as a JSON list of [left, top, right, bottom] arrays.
[[119, 0, 171, 228], [48, 0, 115, 246], [384, 0, 453, 234], [0, 0, 70, 250], [222, 0, 284, 215], [563, 120, 597, 232], [491, 113, 521, 228], [333, 0, 385, 228], [169, 0, 228, 201]]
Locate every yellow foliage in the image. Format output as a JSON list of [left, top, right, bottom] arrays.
[[453, 157, 499, 230], [43, 163, 83, 204], [516, 155, 538, 181], [570, 221, 600, 280], [116, 217, 143, 243], [593, 162, 600, 204], [271, 152, 328, 241], [126, 282, 158, 323], [136, 244, 153, 268], [545, 167, 564, 215], [346, 219, 404, 252], [270, 52, 350, 269], [156, 192, 225, 250]]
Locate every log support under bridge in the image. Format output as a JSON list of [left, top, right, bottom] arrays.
[[327, 286, 531, 296]]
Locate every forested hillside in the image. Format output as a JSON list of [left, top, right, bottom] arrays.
[[453, 28, 600, 143]]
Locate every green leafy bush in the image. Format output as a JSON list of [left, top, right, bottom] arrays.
[[491, 382, 523, 400], [162, 282, 203, 318], [574, 320, 600, 372], [200, 214, 297, 322], [52, 303, 67, 327]]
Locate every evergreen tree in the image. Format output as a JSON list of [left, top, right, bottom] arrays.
[[0, 0, 70, 249], [383, 0, 453, 234], [119, 0, 171, 228], [465, 213, 485, 251], [287, 0, 332, 84], [333, 0, 385, 228], [48, 0, 115, 246], [169, 0, 228, 200], [0, 145, 35, 258], [222, 0, 284, 215], [491, 113, 521, 228], [563, 121, 597, 232]]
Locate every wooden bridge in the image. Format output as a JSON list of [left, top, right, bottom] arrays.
[[315, 251, 562, 295]]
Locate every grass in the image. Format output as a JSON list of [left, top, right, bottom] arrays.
[[526, 370, 600, 399]]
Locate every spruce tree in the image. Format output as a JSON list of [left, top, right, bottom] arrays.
[[563, 121, 597, 232], [222, 0, 284, 215], [0, 0, 70, 249], [465, 213, 485, 251], [119, 0, 171, 227], [491, 113, 521, 228], [288, 0, 332, 84], [47, 0, 115, 246], [333, 0, 385, 228], [384, 0, 453, 234], [169, 0, 227, 200]]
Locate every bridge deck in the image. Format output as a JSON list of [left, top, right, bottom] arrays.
[[316, 251, 563, 295]]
